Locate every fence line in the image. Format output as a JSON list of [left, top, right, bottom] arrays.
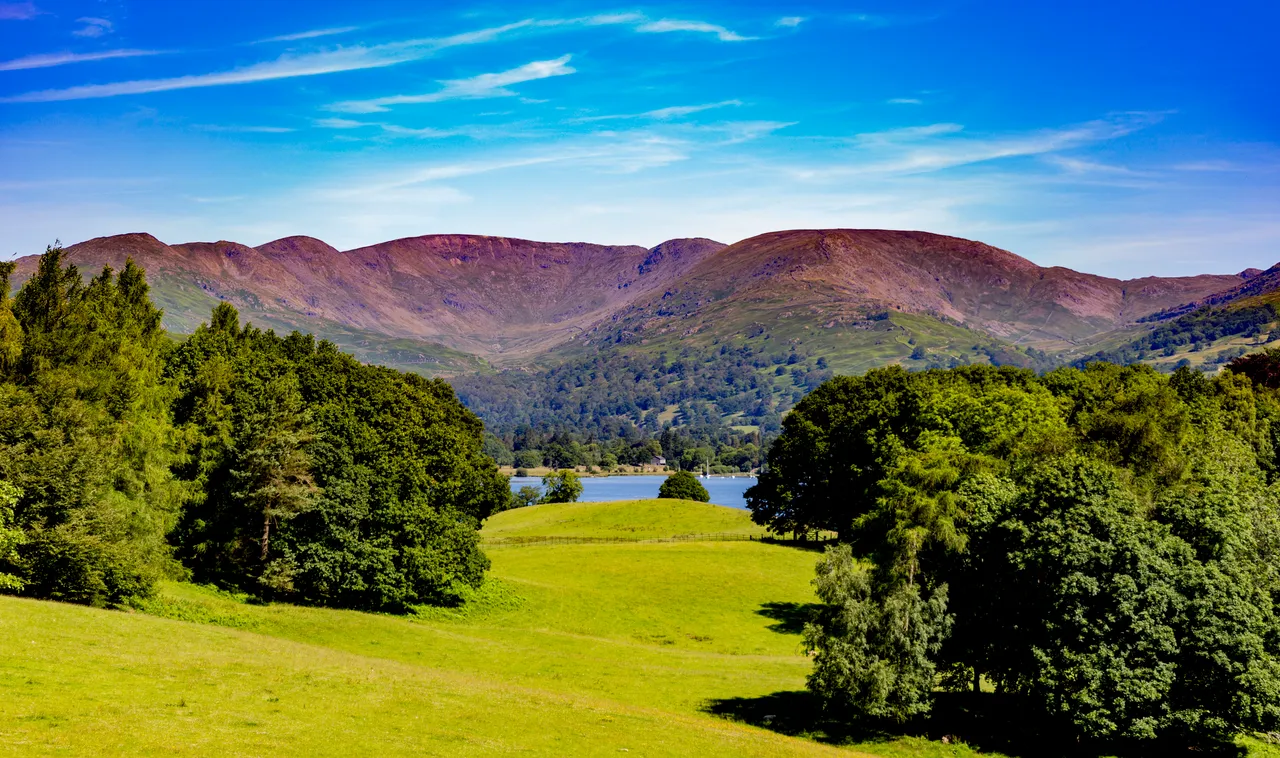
[[483, 532, 836, 547]]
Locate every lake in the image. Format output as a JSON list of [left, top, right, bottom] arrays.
[[508, 474, 757, 510]]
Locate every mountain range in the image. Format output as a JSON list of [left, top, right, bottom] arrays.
[[10, 228, 1277, 375]]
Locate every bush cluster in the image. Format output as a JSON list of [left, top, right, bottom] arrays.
[[749, 362, 1280, 747]]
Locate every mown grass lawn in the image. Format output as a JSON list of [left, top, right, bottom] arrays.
[[8, 499, 1272, 756]]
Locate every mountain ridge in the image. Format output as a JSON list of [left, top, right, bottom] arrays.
[[9, 228, 1273, 373]]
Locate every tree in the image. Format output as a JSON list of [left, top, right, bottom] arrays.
[[229, 374, 319, 567], [961, 457, 1190, 740], [509, 485, 541, 510], [540, 470, 582, 504], [657, 470, 709, 502], [804, 544, 951, 722], [169, 302, 507, 610], [0, 262, 21, 374], [0, 481, 25, 592], [1227, 348, 1280, 388]]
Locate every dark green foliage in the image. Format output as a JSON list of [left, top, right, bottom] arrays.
[[753, 362, 1280, 746], [962, 458, 1192, 740], [508, 485, 542, 510], [539, 470, 582, 504], [804, 544, 950, 722], [0, 481, 26, 592], [1228, 347, 1280, 388], [168, 303, 508, 610], [0, 246, 190, 606], [657, 471, 710, 502]]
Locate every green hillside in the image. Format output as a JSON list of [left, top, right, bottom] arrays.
[[8, 499, 1280, 756], [482, 498, 769, 541], [3, 500, 979, 758]]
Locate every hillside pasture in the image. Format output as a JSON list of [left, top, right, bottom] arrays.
[[16, 499, 1274, 756]]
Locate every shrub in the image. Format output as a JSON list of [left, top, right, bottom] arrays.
[[657, 471, 709, 502]]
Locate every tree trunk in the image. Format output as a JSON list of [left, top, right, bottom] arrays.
[[261, 515, 271, 562]]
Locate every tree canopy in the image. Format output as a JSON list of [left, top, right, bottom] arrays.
[[749, 362, 1280, 747], [657, 471, 710, 502], [539, 470, 583, 504]]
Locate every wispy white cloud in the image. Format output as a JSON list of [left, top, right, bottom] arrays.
[[378, 124, 468, 138], [328, 55, 575, 113], [861, 122, 1129, 173], [888, 97, 923, 105], [1043, 155, 1142, 176], [571, 100, 743, 123], [637, 19, 752, 41], [0, 20, 533, 103], [253, 26, 359, 44], [713, 120, 794, 144], [789, 114, 1165, 179], [194, 124, 296, 133], [337, 118, 793, 200], [314, 117, 460, 138], [0, 2, 38, 20], [1172, 160, 1252, 172], [857, 123, 964, 142], [775, 17, 806, 28], [72, 17, 112, 38], [316, 116, 489, 140], [647, 100, 744, 119], [314, 117, 365, 129], [0, 48, 163, 71], [533, 12, 644, 28], [2, 12, 754, 104], [840, 12, 937, 28]]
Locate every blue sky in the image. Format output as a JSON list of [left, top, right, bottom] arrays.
[[0, 0, 1276, 277]]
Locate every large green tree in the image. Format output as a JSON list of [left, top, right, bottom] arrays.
[[0, 247, 190, 605], [168, 303, 507, 609]]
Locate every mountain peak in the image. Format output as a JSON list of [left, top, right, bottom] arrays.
[[256, 236, 341, 258]]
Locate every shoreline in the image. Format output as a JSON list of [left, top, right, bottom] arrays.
[[502, 469, 757, 480]]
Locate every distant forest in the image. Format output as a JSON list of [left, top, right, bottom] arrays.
[[455, 297, 1280, 473], [452, 344, 835, 472]]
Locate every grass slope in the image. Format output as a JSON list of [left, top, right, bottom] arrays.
[[24, 500, 1271, 756], [483, 498, 768, 541]]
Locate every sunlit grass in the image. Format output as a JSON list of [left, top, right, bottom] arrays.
[[483, 498, 768, 541]]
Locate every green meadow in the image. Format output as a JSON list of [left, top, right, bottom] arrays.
[[3, 499, 1275, 757]]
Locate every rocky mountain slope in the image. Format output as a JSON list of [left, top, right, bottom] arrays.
[[9, 228, 1268, 373], [583, 229, 1251, 351], [12, 233, 727, 364]]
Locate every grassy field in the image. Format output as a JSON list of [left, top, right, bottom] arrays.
[[483, 498, 769, 541], [6, 499, 1275, 756]]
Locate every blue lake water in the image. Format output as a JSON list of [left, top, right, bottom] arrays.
[[509, 475, 757, 510]]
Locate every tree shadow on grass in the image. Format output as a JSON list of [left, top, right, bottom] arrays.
[[759, 537, 834, 553], [705, 691, 1251, 758], [755, 601, 821, 635], [704, 690, 883, 745]]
